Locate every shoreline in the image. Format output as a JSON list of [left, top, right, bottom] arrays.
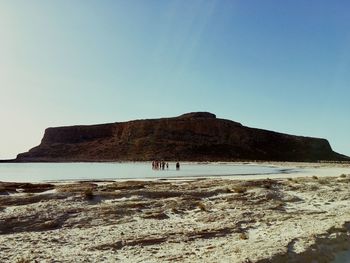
[[1, 161, 350, 184], [0, 174, 349, 262], [1, 159, 350, 164]]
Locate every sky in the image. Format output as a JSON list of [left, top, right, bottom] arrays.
[[1, 0, 350, 159]]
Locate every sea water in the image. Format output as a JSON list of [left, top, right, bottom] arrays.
[[0, 162, 348, 183], [0, 162, 292, 182]]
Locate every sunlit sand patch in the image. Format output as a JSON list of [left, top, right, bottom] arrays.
[[0, 174, 349, 262]]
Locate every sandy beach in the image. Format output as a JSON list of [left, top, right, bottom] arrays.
[[0, 171, 349, 262], [3, 0, 350, 262]]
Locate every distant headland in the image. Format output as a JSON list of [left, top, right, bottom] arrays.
[[11, 112, 350, 162]]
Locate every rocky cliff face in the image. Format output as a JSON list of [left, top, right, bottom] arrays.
[[16, 112, 348, 162]]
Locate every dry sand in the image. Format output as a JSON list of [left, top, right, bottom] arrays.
[[0, 173, 349, 262]]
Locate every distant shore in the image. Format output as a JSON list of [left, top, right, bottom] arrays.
[[0, 173, 349, 262], [1, 158, 350, 164], [0, 159, 16, 163]]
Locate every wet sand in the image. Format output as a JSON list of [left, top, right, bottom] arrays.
[[0, 173, 349, 262]]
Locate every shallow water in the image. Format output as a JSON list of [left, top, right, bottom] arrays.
[[0, 162, 348, 183], [0, 162, 291, 182]]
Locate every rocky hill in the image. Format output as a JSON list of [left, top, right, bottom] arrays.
[[16, 112, 349, 162]]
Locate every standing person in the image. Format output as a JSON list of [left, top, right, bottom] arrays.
[[176, 162, 180, 170], [166, 162, 169, 169]]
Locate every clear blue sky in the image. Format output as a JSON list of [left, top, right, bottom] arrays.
[[1, 0, 350, 159]]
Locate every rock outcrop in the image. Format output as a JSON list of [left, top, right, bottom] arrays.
[[16, 112, 349, 162]]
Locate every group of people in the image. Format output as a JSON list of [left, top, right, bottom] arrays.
[[152, 161, 181, 170], [152, 161, 169, 170]]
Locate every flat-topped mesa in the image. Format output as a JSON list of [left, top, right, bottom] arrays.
[[41, 124, 115, 144], [177, 112, 217, 119], [174, 112, 242, 127], [16, 112, 349, 162]]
